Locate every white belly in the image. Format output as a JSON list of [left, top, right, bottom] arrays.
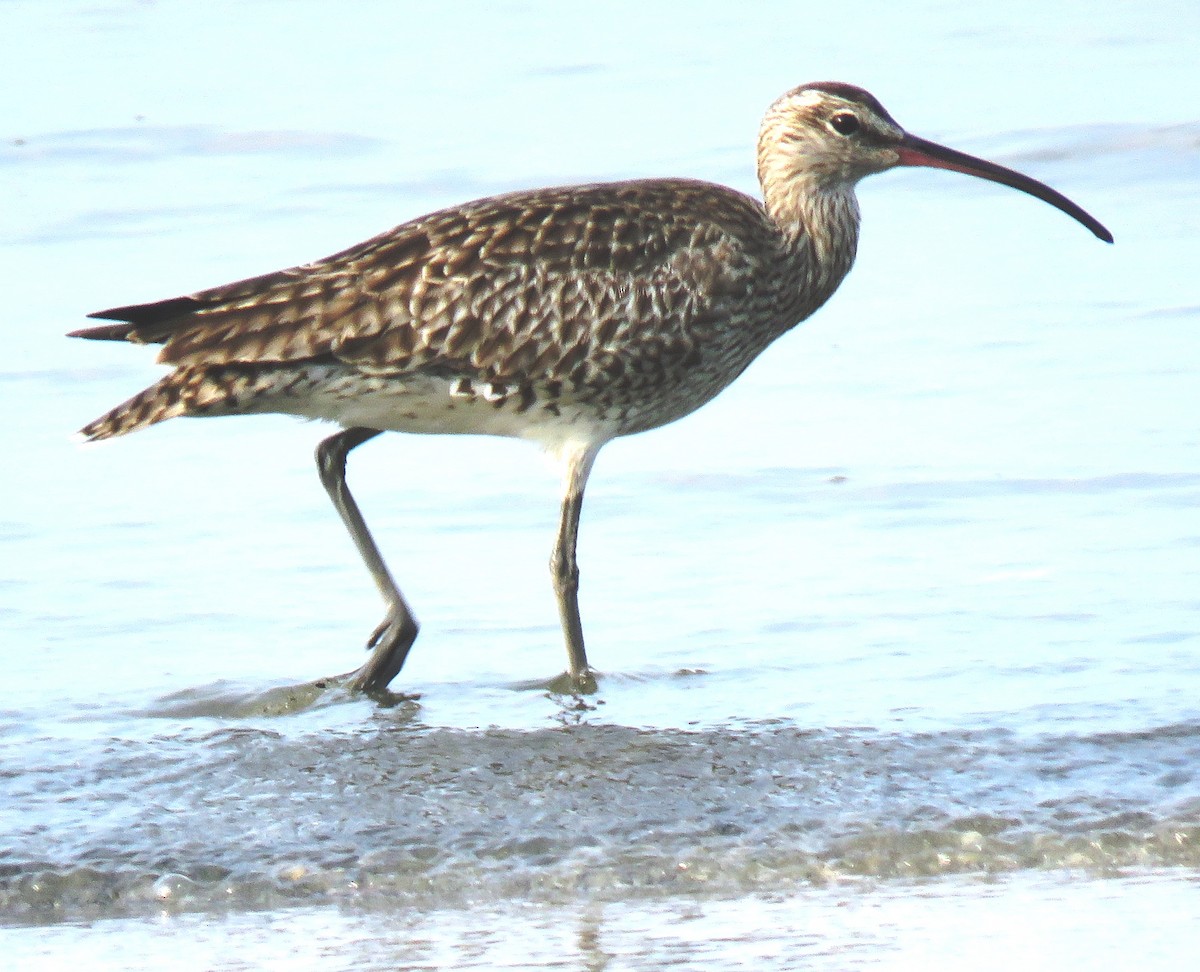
[[250, 364, 617, 451]]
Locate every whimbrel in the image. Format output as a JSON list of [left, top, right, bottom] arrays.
[[72, 82, 1112, 695]]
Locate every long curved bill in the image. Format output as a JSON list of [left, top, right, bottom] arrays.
[[897, 134, 1113, 243]]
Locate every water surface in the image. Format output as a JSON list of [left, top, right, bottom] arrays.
[[2, 0, 1198, 968]]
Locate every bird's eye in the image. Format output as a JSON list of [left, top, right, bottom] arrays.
[[829, 112, 860, 136]]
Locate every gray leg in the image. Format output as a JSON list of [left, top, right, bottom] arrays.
[[315, 427, 418, 693], [550, 443, 600, 689]]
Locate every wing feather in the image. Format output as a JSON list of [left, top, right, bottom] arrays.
[[75, 180, 773, 388]]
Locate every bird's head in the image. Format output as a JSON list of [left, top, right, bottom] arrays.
[[758, 82, 1112, 243]]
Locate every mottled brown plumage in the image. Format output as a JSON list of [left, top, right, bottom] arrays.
[[72, 82, 1110, 695], [77, 179, 838, 445]]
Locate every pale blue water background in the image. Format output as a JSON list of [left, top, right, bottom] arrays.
[[3, 0, 1200, 968]]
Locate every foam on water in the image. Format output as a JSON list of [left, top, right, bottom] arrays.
[[3, 714, 1198, 925]]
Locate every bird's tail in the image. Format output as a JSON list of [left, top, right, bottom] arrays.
[[77, 373, 194, 441], [76, 365, 274, 441]]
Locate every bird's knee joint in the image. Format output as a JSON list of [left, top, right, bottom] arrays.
[[550, 552, 579, 591], [315, 441, 350, 487]]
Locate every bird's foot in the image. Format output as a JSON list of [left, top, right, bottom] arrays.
[[315, 670, 420, 707], [342, 606, 420, 695], [365, 610, 411, 651], [546, 668, 599, 696]]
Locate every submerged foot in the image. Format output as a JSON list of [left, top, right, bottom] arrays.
[[316, 670, 420, 705], [342, 606, 420, 694], [546, 668, 599, 696]]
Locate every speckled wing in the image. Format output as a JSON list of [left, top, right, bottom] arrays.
[[82, 179, 774, 395]]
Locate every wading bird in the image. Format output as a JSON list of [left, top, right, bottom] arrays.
[[72, 82, 1112, 694]]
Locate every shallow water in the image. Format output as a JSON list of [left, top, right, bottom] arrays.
[[5, 717, 1200, 923], [8, 872, 1200, 971], [3, 0, 1199, 967]]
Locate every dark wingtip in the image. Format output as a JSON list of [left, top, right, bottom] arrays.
[[72, 295, 207, 343], [68, 322, 138, 341], [86, 295, 204, 323]]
